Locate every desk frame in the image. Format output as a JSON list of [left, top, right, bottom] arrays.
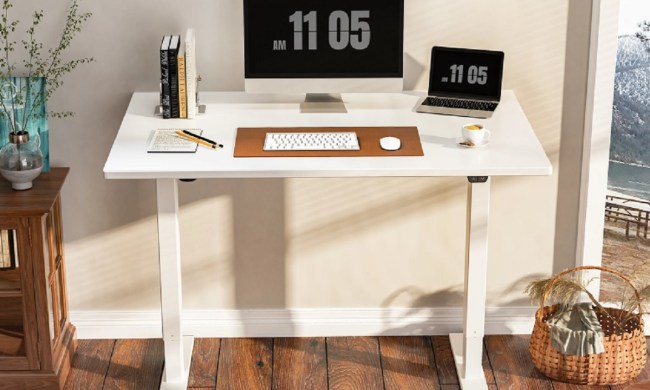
[[156, 179, 192, 389], [155, 176, 491, 390]]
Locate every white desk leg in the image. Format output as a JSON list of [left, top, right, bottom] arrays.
[[156, 179, 194, 390], [450, 178, 490, 390]]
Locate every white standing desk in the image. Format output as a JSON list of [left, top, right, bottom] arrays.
[[104, 91, 551, 390]]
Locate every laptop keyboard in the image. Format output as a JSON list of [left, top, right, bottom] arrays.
[[423, 97, 498, 112]]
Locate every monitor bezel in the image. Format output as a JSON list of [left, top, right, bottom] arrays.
[[243, 0, 404, 80]]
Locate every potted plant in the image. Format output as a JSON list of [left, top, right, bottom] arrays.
[[0, 0, 92, 190], [525, 264, 650, 385]]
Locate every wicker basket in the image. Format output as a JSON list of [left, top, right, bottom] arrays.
[[529, 266, 647, 385]]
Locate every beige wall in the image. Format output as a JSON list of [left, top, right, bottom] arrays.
[[12, 0, 570, 312]]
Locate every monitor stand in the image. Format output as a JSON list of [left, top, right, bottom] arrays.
[[300, 93, 348, 114]]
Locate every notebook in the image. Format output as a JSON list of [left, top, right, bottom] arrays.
[[416, 46, 504, 118]]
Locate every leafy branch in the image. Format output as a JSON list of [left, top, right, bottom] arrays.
[[0, 0, 93, 134]]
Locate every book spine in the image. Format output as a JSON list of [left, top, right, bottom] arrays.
[[177, 53, 187, 119], [168, 39, 180, 118], [185, 30, 197, 119], [160, 38, 171, 119]]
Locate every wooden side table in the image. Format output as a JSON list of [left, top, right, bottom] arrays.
[[0, 168, 77, 389]]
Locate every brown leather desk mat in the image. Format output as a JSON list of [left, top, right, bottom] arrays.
[[234, 126, 424, 157]]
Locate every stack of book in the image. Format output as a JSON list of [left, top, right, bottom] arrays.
[[160, 28, 197, 119]]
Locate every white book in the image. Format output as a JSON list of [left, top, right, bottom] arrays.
[[185, 28, 197, 119]]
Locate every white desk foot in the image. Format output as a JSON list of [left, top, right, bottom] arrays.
[[160, 335, 194, 390], [450, 333, 488, 390]]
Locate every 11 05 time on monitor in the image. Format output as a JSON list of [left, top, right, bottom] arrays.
[[278, 10, 371, 51]]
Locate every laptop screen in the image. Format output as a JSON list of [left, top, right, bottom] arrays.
[[428, 47, 504, 100]]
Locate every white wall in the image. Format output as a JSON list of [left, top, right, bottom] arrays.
[[10, 1, 571, 324]]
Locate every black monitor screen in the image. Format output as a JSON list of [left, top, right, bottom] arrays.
[[429, 47, 504, 99], [244, 0, 403, 78]]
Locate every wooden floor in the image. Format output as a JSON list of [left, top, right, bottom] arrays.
[[63, 336, 650, 390]]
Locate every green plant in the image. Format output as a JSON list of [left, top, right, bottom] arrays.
[[525, 263, 650, 334], [0, 0, 93, 134]]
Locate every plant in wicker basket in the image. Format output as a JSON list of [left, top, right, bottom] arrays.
[[525, 265, 650, 385]]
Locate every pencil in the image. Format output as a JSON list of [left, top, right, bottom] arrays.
[[175, 131, 218, 149], [182, 129, 223, 148]]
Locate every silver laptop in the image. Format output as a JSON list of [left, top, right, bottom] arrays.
[[416, 46, 504, 118]]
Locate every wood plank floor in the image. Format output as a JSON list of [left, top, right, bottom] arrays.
[[63, 336, 650, 390]]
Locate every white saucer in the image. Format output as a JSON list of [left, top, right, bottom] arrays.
[[457, 137, 489, 148]]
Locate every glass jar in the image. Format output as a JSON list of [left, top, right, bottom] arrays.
[[0, 131, 43, 190]]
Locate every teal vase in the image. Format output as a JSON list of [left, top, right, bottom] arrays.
[[0, 77, 49, 172]]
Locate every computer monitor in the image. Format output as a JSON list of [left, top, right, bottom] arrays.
[[243, 0, 404, 112]]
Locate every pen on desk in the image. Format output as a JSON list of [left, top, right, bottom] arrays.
[[175, 131, 218, 149], [182, 129, 223, 148]]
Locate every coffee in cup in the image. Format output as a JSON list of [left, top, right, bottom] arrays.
[[461, 123, 490, 145]]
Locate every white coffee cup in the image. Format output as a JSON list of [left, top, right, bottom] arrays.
[[461, 123, 490, 144]]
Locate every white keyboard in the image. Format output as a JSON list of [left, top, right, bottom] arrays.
[[263, 132, 360, 151]]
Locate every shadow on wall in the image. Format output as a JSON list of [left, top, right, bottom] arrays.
[[378, 273, 546, 336], [67, 177, 466, 310], [65, 178, 288, 314], [403, 52, 426, 90], [66, 170, 562, 312]]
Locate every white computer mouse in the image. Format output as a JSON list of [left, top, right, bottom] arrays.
[[379, 136, 401, 151]]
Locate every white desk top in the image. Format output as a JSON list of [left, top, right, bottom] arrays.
[[103, 91, 552, 179]]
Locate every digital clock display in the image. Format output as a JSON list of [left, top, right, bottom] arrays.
[[429, 48, 504, 98], [244, 0, 403, 78]]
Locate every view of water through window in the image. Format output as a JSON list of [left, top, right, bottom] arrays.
[[609, 0, 650, 193], [601, 0, 650, 302]]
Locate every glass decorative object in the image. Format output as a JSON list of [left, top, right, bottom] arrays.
[[0, 130, 43, 190]]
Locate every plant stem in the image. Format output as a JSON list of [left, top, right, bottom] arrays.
[[22, 1, 77, 130], [3, 2, 13, 133]]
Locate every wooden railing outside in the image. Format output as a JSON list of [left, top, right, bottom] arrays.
[[605, 194, 650, 239]]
